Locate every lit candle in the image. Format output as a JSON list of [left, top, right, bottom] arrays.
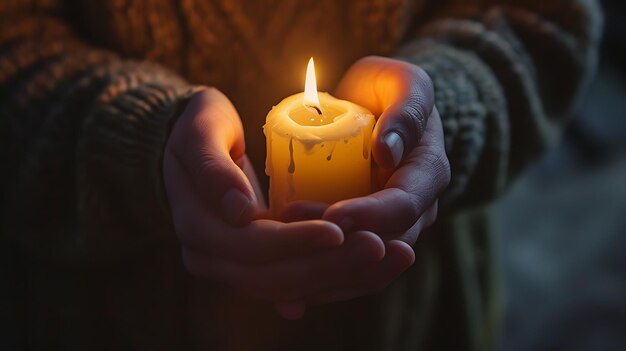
[[264, 58, 375, 218]]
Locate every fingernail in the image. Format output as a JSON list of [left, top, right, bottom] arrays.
[[384, 132, 404, 168], [338, 217, 355, 232], [221, 189, 252, 225]]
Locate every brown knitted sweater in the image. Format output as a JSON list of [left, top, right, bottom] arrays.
[[0, 1, 602, 350]]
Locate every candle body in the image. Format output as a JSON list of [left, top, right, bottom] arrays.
[[264, 92, 374, 218]]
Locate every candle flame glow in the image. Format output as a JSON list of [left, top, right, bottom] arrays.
[[303, 57, 322, 114]]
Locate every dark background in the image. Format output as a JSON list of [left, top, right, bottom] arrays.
[[496, 1, 626, 350]]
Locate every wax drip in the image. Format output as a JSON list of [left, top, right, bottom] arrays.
[[362, 128, 370, 160], [265, 129, 273, 176], [301, 139, 319, 154], [326, 141, 336, 161], [288, 138, 295, 174], [287, 138, 296, 200]]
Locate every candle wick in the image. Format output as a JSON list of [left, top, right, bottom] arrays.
[[307, 105, 322, 115]]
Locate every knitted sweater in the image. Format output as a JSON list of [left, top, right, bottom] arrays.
[[0, 1, 602, 350]]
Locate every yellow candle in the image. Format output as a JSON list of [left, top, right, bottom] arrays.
[[264, 58, 375, 218]]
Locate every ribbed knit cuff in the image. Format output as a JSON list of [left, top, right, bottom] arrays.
[[396, 40, 507, 207], [76, 81, 194, 260]]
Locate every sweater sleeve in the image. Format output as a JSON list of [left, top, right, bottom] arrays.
[[0, 1, 194, 262], [396, 0, 603, 208]]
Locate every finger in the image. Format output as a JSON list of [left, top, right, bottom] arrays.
[[306, 240, 415, 305], [280, 200, 329, 222], [240, 154, 267, 211], [395, 201, 438, 246], [323, 109, 449, 234], [183, 218, 346, 265], [241, 231, 385, 302], [274, 302, 306, 320], [166, 150, 344, 264], [185, 231, 385, 302], [166, 88, 256, 225], [335, 56, 435, 169], [335, 56, 408, 115], [244, 156, 271, 220]]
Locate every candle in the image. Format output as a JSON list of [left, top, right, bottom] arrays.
[[264, 58, 375, 218]]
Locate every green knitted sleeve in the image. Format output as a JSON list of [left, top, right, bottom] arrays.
[[0, 2, 193, 262], [397, 0, 603, 208]]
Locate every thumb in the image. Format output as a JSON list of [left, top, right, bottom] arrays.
[[167, 88, 257, 225], [334, 56, 434, 170], [371, 65, 434, 170]]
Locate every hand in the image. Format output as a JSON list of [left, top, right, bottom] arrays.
[[279, 56, 451, 312], [163, 88, 393, 319], [330, 56, 450, 239], [287, 56, 451, 242]]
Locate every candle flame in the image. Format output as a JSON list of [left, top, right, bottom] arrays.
[[303, 57, 322, 114]]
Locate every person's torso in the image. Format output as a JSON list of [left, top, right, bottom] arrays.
[[79, 0, 425, 167]]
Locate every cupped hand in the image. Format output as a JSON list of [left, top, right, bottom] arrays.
[[331, 56, 450, 239], [278, 56, 451, 313], [164, 88, 396, 320], [286, 56, 451, 243]]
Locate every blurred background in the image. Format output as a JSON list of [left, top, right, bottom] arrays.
[[495, 1, 626, 350]]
